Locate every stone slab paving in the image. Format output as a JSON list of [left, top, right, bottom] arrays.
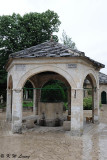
[[0, 106, 107, 160]]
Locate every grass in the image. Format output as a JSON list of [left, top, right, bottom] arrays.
[[23, 101, 33, 107]]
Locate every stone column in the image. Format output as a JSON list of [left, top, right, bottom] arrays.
[[35, 89, 38, 115], [71, 88, 83, 136], [25, 90, 28, 100], [68, 88, 71, 115], [12, 89, 22, 134], [35, 89, 41, 115], [93, 88, 99, 124], [0, 95, 3, 104], [6, 89, 12, 122], [33, 89, 36, 115], [83, 89, 88, 98]]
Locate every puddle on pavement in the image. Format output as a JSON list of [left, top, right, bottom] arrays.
[[0, 106, 107, 160]]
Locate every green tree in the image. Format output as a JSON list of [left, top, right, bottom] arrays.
[[61, 30, 77, 49], [0, 10, 61, 100], [0, 49, 7, 100], [41, 80, 67, 102]]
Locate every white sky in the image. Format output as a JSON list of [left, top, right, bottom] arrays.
[[0, 0, 107, 74]]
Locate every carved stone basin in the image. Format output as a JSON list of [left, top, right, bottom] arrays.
[[38, 102, 64, 127]]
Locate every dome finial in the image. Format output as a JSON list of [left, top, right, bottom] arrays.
[[50, 33, 53, 41]]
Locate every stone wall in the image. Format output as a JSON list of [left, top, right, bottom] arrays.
[[38, 102, 63, 126]]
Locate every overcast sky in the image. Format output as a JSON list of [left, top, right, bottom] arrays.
[[0, 0, 107, 74]]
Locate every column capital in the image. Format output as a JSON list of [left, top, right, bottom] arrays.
[[13, 89, 22, 93], [72, 88, 83, 90], [6, 88, 12, 91]]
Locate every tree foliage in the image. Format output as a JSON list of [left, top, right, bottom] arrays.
[[83, 97, 92, 110], [0, 10, 61, 100], [41, 80, 67, 102], [0, 49, 8, 100], [0, 10, 60, 52], [61, 30, 77, 49]]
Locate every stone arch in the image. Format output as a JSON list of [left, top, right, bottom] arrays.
[[16, 65, 75, 116], [23, 78, 36, 89], [100, 88, 107, 94], [17, 65, 76, 89], [82, 70, 99, 124], [40, 76, 70, 90], [81, 69, 98, 88], [22, 79, 36, 116], [101, 91, 107, 104], [39, 76, 70, 98], [23, 79, 35, 100]]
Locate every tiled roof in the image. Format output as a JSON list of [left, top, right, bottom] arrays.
[[9, 40, 104, 68], [9, 40, 84, 58], [99, 72, 107, 84]]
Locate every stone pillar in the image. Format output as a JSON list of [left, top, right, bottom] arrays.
[[35, 89, 38, 115], [35, 89, 41, 115], [71, 88, 83, 136], [93, 88, 99, 123], [33, 89, 36, 115], [0, 95, 3, 104], [6, 89, 12, 121], [68, 88, 71, 115], [35, 90, 38, 114], [25, 90, 28, 100], [12, 89, 22, 134], [83, 89, 88, 98]]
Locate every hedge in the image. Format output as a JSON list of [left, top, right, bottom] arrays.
[[41, 83, 66, 102], [83, 97, 102, 110]]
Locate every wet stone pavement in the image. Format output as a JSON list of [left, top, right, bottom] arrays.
[[0, 106, 107, 160]]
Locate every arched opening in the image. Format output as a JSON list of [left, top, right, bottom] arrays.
[[101, 91, 106, 104], [22, 80, 34, 117], [39, 80, 69, 126], [83, 73, 97, 125], [17, 65, 75, 89], [12, 65, 75, 133], [21, 71, 71, 127], [7, 75, 13, 121]]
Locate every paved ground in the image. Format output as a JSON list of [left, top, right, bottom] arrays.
[[0, 106, 107, 160]]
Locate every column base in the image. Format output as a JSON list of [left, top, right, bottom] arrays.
[[12, 122, 22, 134], [71, 129, 83, 136], [6, 117, 12, 122], [94, 115, 100, 124]]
